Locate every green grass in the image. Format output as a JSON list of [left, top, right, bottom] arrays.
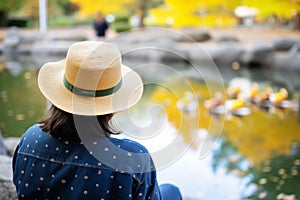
[[48, 16, 74, 27]]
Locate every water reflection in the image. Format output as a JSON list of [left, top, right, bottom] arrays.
[[1, 57, 300, 199], [248, 145, 300, 200], [213, 140, 300, 199], [150, 74, 300, 199], [0, 54, 65, 137], [0, 67, 45, 137]]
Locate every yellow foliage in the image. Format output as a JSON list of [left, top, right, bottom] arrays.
[[70, 0, 133, 17], [150, 8, 202, 27], [22, 0, 64, 22], [150, 0, 239, 27], [151, 85, 182, 129], [70, 0, 298, 26], [151, 78, 215, 145], [151, 78, 300, 167], [164, 0, 201, 11], [200, 13, 238, 27], [244, 0, 299, 18], [222, 109, 300, 166], [150, 0, 298, 27], [23, 0, 39, 20]]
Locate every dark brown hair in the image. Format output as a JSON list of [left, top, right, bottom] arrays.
[[39, 105, 119, 139]]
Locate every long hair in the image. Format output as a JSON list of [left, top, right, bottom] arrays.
[[39, 105, 119, 139]]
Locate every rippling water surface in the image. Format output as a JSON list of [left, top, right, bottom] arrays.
[[1, 58, 300, 199]]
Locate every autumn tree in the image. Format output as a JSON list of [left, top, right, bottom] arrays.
[[57, 0, 79, 15], [244, 0, 300, 29], [70, 0, 133, 17], [22, 0, 77, 27], [0, 0, 29, 26], [71, 0, 162, 27], [150, 0, 300, 28], [125, 0, 163, 27], [150, 0, 242, 27]]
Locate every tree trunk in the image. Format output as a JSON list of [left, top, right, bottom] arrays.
[[293, 12, 300, 30], [138, 0, 148, 28]]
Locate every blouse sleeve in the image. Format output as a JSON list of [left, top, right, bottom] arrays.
[[133, 159, 162, 200]]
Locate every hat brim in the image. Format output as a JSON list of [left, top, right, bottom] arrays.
[[38, 59, 143, 116]]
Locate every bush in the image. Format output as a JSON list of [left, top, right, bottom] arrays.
[[49, 16, 74, 27], [6, 18, 28, 27], [73, 18, 94, 26], [114, 14, 131, 22], [112, 22, 132, 33], [112, 13, 132, 33]]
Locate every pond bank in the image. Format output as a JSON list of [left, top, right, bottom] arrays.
[[1, 26, 300, 199], [0, 26, 300, 72], [0, 134, 18, 200]]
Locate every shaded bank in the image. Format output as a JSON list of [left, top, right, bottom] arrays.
[[0, 27, 300, 72]]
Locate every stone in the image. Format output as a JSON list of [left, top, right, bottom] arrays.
[[3, 137, 19, 156], [111, 32, 180, 63], [241, 43, 274, 67], [3, 27, 21, 49], [21, 34, 43, 44], [48, 35, 87, 42], [209, 44, 245, 67], [0, 132, 7, 156], [31, 54, 65, 68], [2, 27, 22, 60], [5, 61, 23, 77], [178, 43, 214, 63], [17, 43, 32, 54], [272, 43, 300, 72], [0, 180, 18, 200], [0, 155, 17, 200], [216, 35, 239, 43], [273, 37, 299, 51], [31, 41, 75, 56], [110, 28, 177, 44], [0, 155, 13, 181], [176, 30, 211, 43], [0, 43, 3, 54]]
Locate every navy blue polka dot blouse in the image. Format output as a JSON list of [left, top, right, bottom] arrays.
[[13, 124, 162, 199]]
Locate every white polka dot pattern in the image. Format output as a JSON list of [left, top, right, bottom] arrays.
[[12, 124, 163, 199]]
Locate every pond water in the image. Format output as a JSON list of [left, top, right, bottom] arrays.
[[1, 55, 300, 200]]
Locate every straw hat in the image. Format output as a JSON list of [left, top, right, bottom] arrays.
[[38, 41, 143, 116]]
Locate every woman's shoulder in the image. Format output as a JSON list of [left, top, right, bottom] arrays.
[[23, 124, 45, 137], [108, 137, 154, 174], [18, 124, 49, 144], [109, 137, 149, 154]]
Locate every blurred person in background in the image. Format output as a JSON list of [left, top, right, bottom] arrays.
[[93, 12, 109, 40]]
